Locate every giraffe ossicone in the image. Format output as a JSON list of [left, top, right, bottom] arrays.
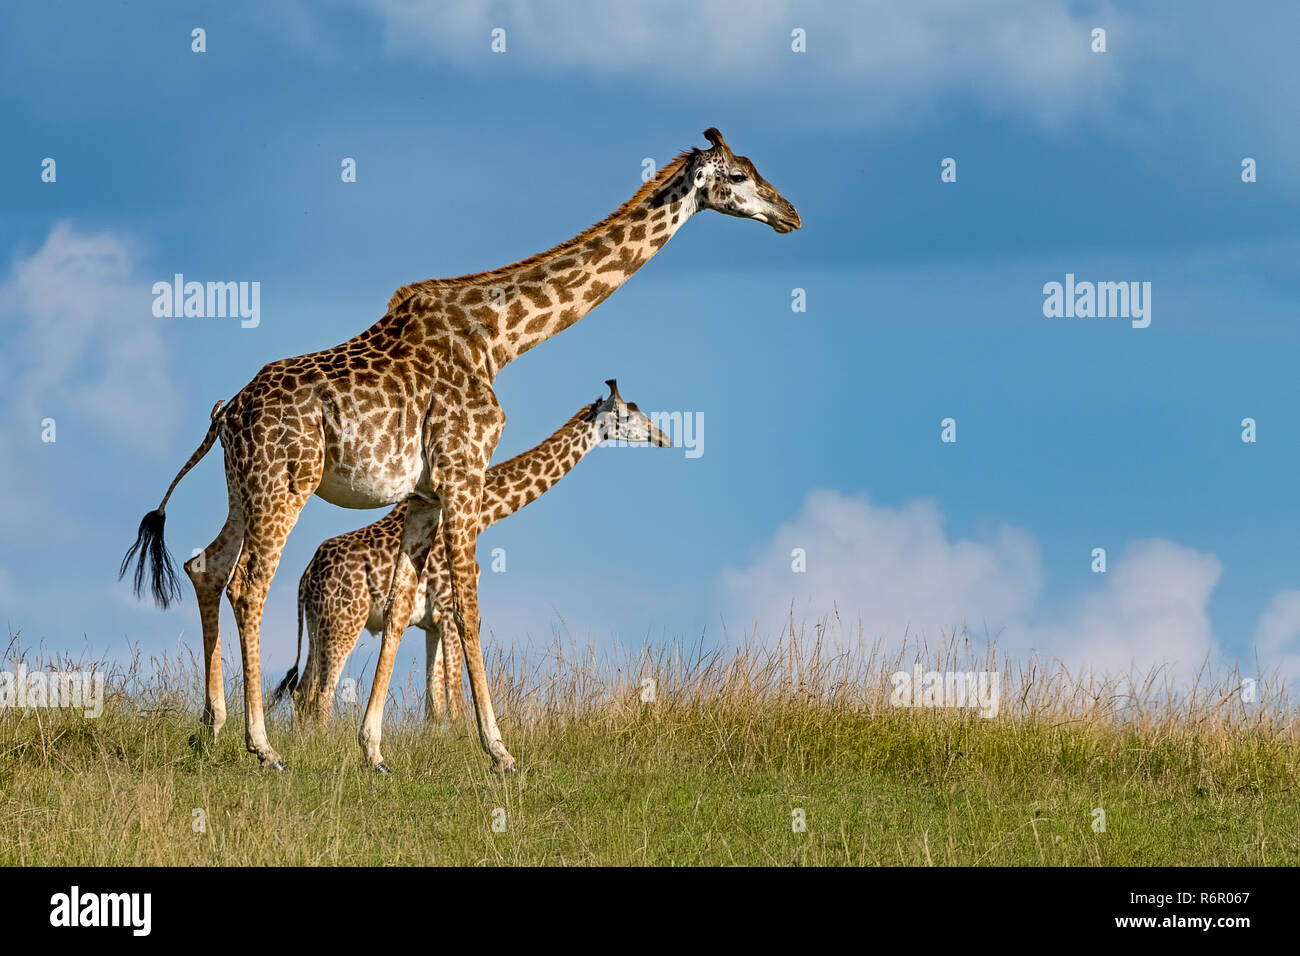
[[118, 127, 799, 772]]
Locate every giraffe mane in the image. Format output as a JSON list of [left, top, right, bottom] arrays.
[[386, 148, 699, 313]]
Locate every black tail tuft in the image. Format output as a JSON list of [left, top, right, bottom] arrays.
[[118, 509, 182, 609], [272, 665, 300, 707]]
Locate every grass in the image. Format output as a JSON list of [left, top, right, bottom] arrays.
[[1, 625, 1296, 865]]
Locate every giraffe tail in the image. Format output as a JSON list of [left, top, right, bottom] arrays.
[[272, 575, 307, 706], [118, 400, 227, 609], [272, 664, 300, 706]]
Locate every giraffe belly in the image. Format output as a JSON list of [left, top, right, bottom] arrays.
[[315, 460, 423, 509], [363, 587, 429, 632], [413, 586, 442, 632]]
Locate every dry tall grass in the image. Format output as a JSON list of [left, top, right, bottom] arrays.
[[1, 622, 1296, 865]]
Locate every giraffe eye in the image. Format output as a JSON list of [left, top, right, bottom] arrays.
[[728, 172, 746, 184]]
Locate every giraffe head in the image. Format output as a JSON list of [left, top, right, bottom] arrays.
[[584, 379, 672, 447], [689, 128, 801, 234]]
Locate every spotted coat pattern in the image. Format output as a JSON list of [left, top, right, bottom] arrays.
[[290, 387, 669, 724], [132, 128, 797, 772]]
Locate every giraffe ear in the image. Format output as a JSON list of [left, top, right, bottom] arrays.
[[702, 128, 728, 152]]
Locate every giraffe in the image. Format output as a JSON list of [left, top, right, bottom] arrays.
[[275, 380, 670, 725], [119, 127, 799, 772]]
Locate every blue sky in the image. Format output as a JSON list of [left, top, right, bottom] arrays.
[[2, 1, 1299, 688]]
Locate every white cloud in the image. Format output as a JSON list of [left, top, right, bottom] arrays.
[[720, 489, 1228, 681], [1253, 590, 1300, 683], [0, 224, 178, 533], [719, 489, 1042, 643], [0, 223, 176, 453], [1027, 540, 1221, 678], [351, 0, 1125, 127]]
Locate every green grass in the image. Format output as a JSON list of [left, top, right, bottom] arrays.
[[1, 633, 1297, 865]]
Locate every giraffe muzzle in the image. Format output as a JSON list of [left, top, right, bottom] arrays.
[[773, 205, 802, 234]]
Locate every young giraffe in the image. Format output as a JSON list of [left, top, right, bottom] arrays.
[[277, 381, 670, 724], [120, 127, 799, 772]]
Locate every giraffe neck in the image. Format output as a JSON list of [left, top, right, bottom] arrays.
[[490, 175, 698, 365], [478, 405, 608, 531], [388, 152, 701, 377]]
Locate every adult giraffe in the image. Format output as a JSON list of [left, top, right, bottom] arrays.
[[120, 128, 800, 773]]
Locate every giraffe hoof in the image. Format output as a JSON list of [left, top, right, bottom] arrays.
[[373, 762, 391, 775], [266, 759, 286, 772]]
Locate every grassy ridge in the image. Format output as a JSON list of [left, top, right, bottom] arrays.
[[1, 634, 1296, 865]]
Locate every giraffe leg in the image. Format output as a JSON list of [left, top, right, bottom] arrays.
[[359, 499, 441, 770], [295, 583, 356, 723], [295, 604, 321, 721], [425, 626, 445, 723], [314, 648, 350, 723], [441, 482, 515, 772], [228, 494, 310, 769], [444, 573, 469, 722], [426, 543, 464, 724], [295, 662, 315, 717], [437, 585, 466, 724], [316, 607, 369, 723], [183, 492, 245, 746]]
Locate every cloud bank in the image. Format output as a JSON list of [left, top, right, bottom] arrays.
[[721, 489, 1292, 683], [0, 224, 178, 535], [354, 0, 1125, 127]]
